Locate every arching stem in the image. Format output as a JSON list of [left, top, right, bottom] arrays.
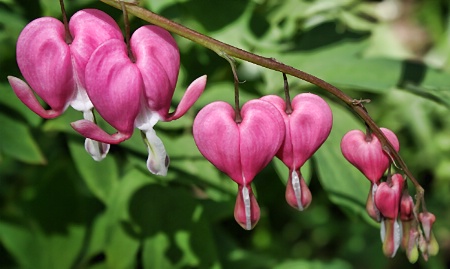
[[99, 0, 425, 210]]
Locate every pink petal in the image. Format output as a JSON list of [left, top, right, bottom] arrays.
[[193, 100, 285, 185], [69, 9, 123, 89], [375, 174, 404, 219], [132, 25, 180, 115], [261, 93, 332, 169], [84, 39, 142, 135], [166, 75, 207, 121], [71, 119, 131, 144], [7, 76, 62, 118], [341, 128, 400, 183], [15, 17, 75, 114], [193, 101, 242, 183], [288, 93, 332, 168], [239, 100, 285, 184]]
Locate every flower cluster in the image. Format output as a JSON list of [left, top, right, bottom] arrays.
[[8, 9, 206, 175], [341, 128, 438, 262], [193, 93, 332, 230]]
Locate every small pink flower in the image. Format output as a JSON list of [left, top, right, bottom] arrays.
[[8, 9, 123, 161], [376, 174, 404, 258], [260, 93, 332, 210], [72, 25, 206, 175], [341, 128, 399, 184], [193, 100, 285, 229]]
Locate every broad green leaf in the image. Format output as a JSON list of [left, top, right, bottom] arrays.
[[104, 223, 140, 269], [142, 233, 173, 269], [68, 138, 119, 204], [0, 221, 85, 269], [0, 113, 45, 164], [314, 102, 374, 223], [129, 184, 220, 269], [262, 38, 450, 105]]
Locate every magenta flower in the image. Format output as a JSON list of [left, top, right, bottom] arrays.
[[7, 9, 123, 161], [71, 25, 207, 176], [341, 127, 400, 221], [341, 128, 400, 184], [193, 100, 285, 230], [375, 173, 404, 257], [260, 93, 332, 210]]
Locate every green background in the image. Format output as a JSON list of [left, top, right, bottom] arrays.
[[0, 0, 449, 268]]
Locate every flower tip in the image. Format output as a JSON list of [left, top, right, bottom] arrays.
[[234, 185, 260, 230], [166, 74, 207, 121], [8, 76, 63, 119], [285, 170, 311, 211], [85, 138, 110, 161], [71, 120, 130, 144]]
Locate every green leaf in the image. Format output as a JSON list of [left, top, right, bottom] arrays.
[[68, 138, 119, 204], [314, 102, 374, 223], [0, 83, 42, 127], [0, 221, 85, 269], [0, 113, 45, 164], [129, 184, 220, 269]]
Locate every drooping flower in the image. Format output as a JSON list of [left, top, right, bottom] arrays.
[[193, 100, 285, 229], [341, 128, 400, 184], [71, 25, 207, 176], [341, 127, 400, 221], [260, 93, 332, 210], [376, 173, 404, 258], [7, 9, 123, 160], [418, 211, 439, 260], [399, 190, 419, 263]]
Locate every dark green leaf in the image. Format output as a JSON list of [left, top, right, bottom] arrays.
[[0, 113, 45, 164]]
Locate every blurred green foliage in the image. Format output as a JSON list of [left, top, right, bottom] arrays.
[[1, 0, 449, 268]]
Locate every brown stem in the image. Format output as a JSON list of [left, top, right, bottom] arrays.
[[99, 0, 425, 208], [59, 0, 73, 44], [283, 73, 293, 115], [120, 1, 135, 62], [223, 54, 242, 123]]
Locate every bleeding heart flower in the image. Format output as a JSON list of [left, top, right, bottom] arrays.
[[193, 100, 285, 229], [71, 25, 207, 176], [260, 93, 332, 210], [376, 173, 404, 258], [341, 128, 400, 184], [7, 9, 123, 161]]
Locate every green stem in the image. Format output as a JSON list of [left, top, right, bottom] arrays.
[[99, 0, 425, 210]]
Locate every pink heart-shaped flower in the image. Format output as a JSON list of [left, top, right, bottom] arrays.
[[375, 173, 404, 219], [341, 128, 400, 183], [261, 93, 333, 169], [193, 100, 285, 186], [193, 100, 285, 229], [260, 93, 332, 210]]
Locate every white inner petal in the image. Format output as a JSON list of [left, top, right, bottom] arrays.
[[292, 170, 304, 211], [242, 185, 251, 230], [143, 128, 169, 176], [371, 183, 381, 221], [392, 218, 402, 257], [380, 217, 386, 242]]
